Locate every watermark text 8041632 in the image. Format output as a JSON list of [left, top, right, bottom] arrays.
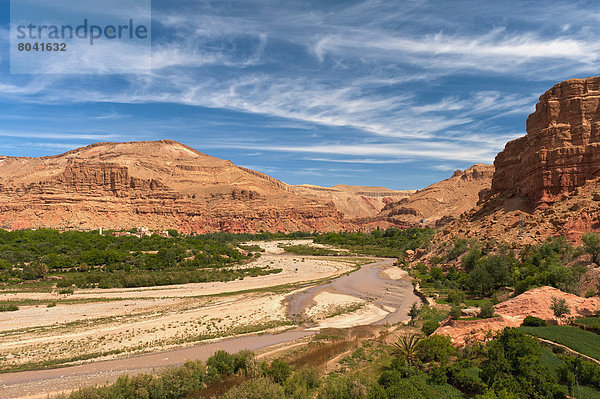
[[17, 43, 67, 52]]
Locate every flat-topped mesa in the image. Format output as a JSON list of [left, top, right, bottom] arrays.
[[491, 76, 600, 209]]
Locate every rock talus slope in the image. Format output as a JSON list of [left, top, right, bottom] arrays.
[[0, 140, 400, 233]]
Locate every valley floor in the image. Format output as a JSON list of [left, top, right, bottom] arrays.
[[0, 240, 418, 399]]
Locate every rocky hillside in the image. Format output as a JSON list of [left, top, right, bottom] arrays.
[[293, 184, 414, 219], [438, 77, 600, 245], [0, 140, 401, 233], [436, 286, 600, 346], [376, 164, 494, 227]]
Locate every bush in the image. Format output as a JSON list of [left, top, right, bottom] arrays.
[[207, 350, 235, 377], [417, 335, 456, 365], [450, 305, 462, 319], [0, 303, 19, 312], [264, 359, 292, 384], [223, 377, 285, 399], [522, 315, 546, 327], [318, 376, 368, 399], [422, 320, 440, 336], [478, 301, 495, 319], [447, 290, 465, 306], [551, 297, 570, 319]]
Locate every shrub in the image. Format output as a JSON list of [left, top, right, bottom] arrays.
[[447, 290, 465, 306], [422, 320, 440, 336], [0, 303, 18, 312], [479, 301, 495, 319], [551, 297, 570, 319], [207, 350, 235, 377], [522, 316, 546, 327], [417, 335, 456, 365], [318, 376, 368, 399], [223, 377, 285, 399], [264, 359, 292, 384], [450, 305, 462, 319]]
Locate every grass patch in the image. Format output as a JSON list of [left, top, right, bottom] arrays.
[[281, 244, 341, 256], [0, 303, 18, 312], [520, 325, 600, 361], [574, 317, 600, 334]]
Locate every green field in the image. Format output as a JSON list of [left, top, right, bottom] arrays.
[[520, 325, 600, 361], [575, 317, 600, 331]]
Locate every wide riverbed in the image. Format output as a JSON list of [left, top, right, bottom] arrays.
[[1, 256, 418, 399]]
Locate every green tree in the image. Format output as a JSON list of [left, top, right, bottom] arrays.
[[408, 302, 420, 325], [417, 334, 456, 365], [450, 305, 462, 319], [265, 359, 292, 384], [551, 296, 570, 320], [447, 289, 465, 306], [582, 232, 600, 265], [481, 328, 562, 398], [206, 350, 235, 377], [466, 255, 512, 296], [23, 261, 49, 280], [392, 334, 423, 366], [421, 320, 440, 336]]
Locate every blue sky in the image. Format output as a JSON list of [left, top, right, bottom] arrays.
[[0, 0, 599, 189]]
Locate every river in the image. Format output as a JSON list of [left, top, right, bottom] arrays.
[[1, 257, 418, 398]]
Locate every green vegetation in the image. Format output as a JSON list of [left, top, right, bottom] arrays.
[[0, 229, 285, 289], [520, 325, 600, 361], [574, 317, 600, 333], [522, 315, 547, 327], [0, 303, 18, 312], [314, 228, 436, 257], [411, 236, 591, 323], [551, 297, 571, 319], [281, 244, 340, 256], [582, 232, 600, 266], [56, 326, 600, 399]]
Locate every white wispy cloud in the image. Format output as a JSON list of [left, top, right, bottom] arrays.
[[1, 0, 599, 174]]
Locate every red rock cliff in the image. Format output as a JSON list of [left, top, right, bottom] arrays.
[[491, 76, 600, 208]]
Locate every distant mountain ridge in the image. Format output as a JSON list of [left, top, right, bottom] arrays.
[[0, 140, 410, 233]]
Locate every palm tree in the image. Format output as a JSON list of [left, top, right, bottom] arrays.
[[393, 334, 423, 366]]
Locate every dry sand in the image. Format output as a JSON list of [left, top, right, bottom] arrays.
[[0, 241, 358, 372]]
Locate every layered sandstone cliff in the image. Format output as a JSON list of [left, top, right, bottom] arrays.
[[491, 76, 600, 209], [0, 140, 400, 233], [376, 164, 494, 227], [428, 77, 600, 246]]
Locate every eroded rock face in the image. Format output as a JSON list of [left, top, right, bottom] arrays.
[[491, 77, 600, 209], [0, 140, 399, 233]]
